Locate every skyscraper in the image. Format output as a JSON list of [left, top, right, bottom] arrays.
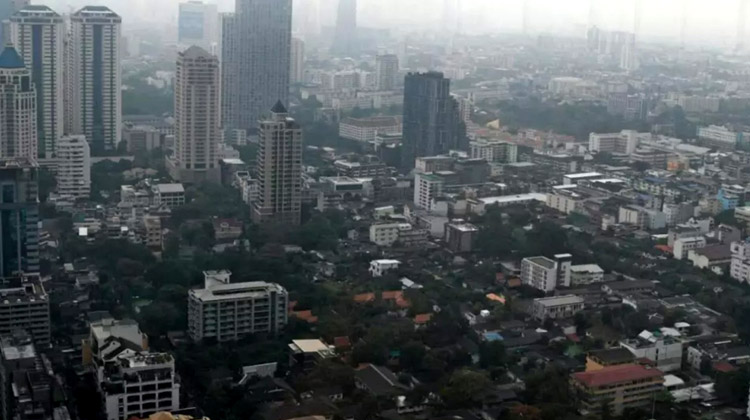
[[8, 5, 64, 159], [332, 0, 357, 56], [170, 46, 221, 184], [252, 102, 302, 226], [375, 54, 399, 91], [0, 0, 29, 47], [0, 158, 39, 278], [290, 37, 305, 84], [0, 47, 37, 160], [222, 0, 292, 132], [402, 72, 465, 170], [67, 6, 122, 154], [178, 0, 219, 53]]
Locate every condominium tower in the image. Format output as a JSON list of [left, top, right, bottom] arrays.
[[169, 46, 220, 184], [332, 0, 357, 55], [251, 102, 302, 226], [0, 46, 36, 160], [0, 0, 29, 46], [7, 5, 64, 158], [67, 6, 122, 154], [55, 135, 91, 199], [221, 0, 291, 131], [0, 158, 39, 278], [290, 37, 305, 84]]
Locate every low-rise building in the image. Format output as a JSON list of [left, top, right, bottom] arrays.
[[585, 348, 636, 371], [687, 244, 732, 274], [531, 295, 584, 320], [369, 260, 401, 277], [188, 271, 288, 342], [569, 264, 604, 285], [570, 364, 664, 415], [730, 239, 750, 283], [288, 339, 336, 371], [521, 254, 572, 292], [339, 116, 402, 142], [152, 184, 185, 208], [619, 330, 683, 372], [618, 205, 666, 230], [673, 236, 707, 260], [444, 222, 479, 253], [370, 223, 412, 247], [469, 139, 518, 163]]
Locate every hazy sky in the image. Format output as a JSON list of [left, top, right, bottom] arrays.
[[36, 0, 749, 47]]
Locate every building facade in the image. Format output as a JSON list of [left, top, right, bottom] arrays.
[[290, 37, 304, 84], [68, 6, 122, 153], [532, 295, 585, 320], [331, 0, 357, 55], [55, 135, 91, 198], [178, 0, 219, 52], [188, 271, 288, 342], [0, 47, 36, 160], [251, 102, 303, 226], [375, 54, 399, 91], [170, 46, 220, 184], [571, 364, 664, 415], [469, 140, 518, 163], [521, 254, 572, 292], [0, 276, 50, 346], [7, 5, 64, 159], [0, 159, 38, 277]]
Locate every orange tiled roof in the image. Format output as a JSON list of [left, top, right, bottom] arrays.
[[353, 293, 376, 303], [572, 364, 663, 387], [414, 314, 432, 324]]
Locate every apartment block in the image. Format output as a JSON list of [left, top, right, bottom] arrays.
[[571, 364, 664, 415], [520, 254, 572, 292], [619, 330, 683, 372], [0, 276, 49, 346], [531, 295, 584, 320], [152, 184, 185, 208], [55, 135, 91, 199]]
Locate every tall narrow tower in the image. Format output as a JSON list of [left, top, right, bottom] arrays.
[[0, 46, 37, 160], [332, 0, 357, 55], [8, 5, 65, 159], [738, 0, 749, 52]]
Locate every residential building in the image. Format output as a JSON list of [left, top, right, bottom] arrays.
[[730, 239, 750, 283], [252, 102, 302, 226], [141, 215, 162, 250], [369, 259, 401, 277], [221, 0, 290, 131], [735, 206, 750, 225], [369, 223, 412, 247], [7, 5, 64, 158], [0, 158, 39, 277], [606, 94, 649, 120], [170, 46, 220, 184], [331, 0, 357, 55], [0, 276, 50, 346], [55, 135, 90, 199], [631, 148, 669, 169], [375, 54, 399, 91], [546, 189, 584, 215], [288, 339, 336, 371], [444, 222, 478, 253], [569, 264, 604, 285], [663, 202, 695, 226], [212, 218, 242, 243], [585, 348, 636, 371], [100, 352, 180, 420], [688, 244, 732, 274], [413, 173, 444, 211], [520, 254, 572, 292], [618, 205, 666, 230], [469, 139, 518, 163], [570, 364, 664, 415], [717, 184, 746, 211], [531, 295, 584, 320], [152, 184, 185, 208], [178, 0, 219, 51], [188, 271, 288, 342], [697, 125, 743, 151], [528, 152, 579, 175], [82, 317, 148, 366], [68, 6, 122, 153], [333, 156, 389, 177], [339, 116, 402, 142], [589, 131, 639, 155], [290, 37, 304, 84], [0, 46, 36, 159], [619, 330, 683, 372], [673, 236, 707, 260], [0, 0, 28, 46], [237, 174, 258, 204], [402, 72, 465, 169], [123, 126, 162, 153]]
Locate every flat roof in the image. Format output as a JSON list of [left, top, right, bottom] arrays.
[[572, 364, 663, 387], [570, 264, 604, 273], [534, 295, 584, 307], [290, 339, 331, 353], [155, 183, 184, 194], [480, 193, 547, 205], [371, 259, 401, 264], [525, 256, 556, 269], [190, 281, 286, 302], [565, 172, 602, 179]]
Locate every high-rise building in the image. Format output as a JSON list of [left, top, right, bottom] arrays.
[[0, 158, 39, 278], [222, 0, 291, 131], [68, 6, 122, 154], [252, 101, 302, 226], [290, 37, 305, 84], [55, 135, 91, 199], [332, 0, 357, 55], [0, 47, 36, 160], [375, 54, 399, 91], [0, 0, 29, 47], [8, 6, 64, 159], [178, 0, 219, 53], [188, 271, 289, 342], [169, 46, 220, 184], [401, 72, 465, 169]]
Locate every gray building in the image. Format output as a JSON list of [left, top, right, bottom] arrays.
[[0, 276, 50, 346], [0, 159, 39, 278], [402, 72, 465, 169], [0, 47, 36, 160], [0, 0, 29, 47], [221, 0, 291, 131], [332, 0, 357, 56], [375, 54, 399, 91]]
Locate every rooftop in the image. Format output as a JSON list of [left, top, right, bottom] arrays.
[[533, 295, 585, 307], [154, 183, 185, 194], [480, 193, 547, 205], [525, 256, 556, 269], [570, 264, 604, 274], [588, 348, 636, 365], [572, 364, 663, 388], [190, 281, 286, 302], [289, 339, 333, 354], [0, 47, 25, 69]]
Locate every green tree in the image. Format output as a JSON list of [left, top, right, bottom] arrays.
[[440, 369, 491, 408], [479, 341, 506, 369]]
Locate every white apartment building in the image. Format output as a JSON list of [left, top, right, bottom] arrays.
[[570, 264, 605, 285], [697, 125, 743, 150], [290, 37, 305, 84], [55, 135, 90, 198], [521, 254, 572, 292], [369, 259, 401, 277], [152, 184, 185, 208], [546, 190, 582, 215], [673, 236, 707, 260], [730, 240, 750, 283], [618, 205, 667, 230], [339, 116, 402, 142], [237, 175, 259, 205], [469, 140, 518, 163], [375, 54, 399, 91], [369, 223, 413, 247], [620, 330, 683, 372], [170, 46, 220, 184], [413, 173, 444, 211], [0, 46, 37, 159], [8, 5, 64, 158], [68, 6, 121, 153], [101, 352, 180, 420], [532, 295, 585, 320], [188, 271, 288, 342], [589, 131, 639, 155]]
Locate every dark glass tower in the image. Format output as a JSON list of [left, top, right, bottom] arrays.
[[0, 158, 38, 278], [401, 72, 466, 170]]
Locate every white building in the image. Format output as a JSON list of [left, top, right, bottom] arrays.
[[8, 5, 64, 158], [170, 46, 221, 184], [620, 330, 683, 372], [730, 240, 750, 283], [369, 222, 413, 247], [618, 206, 666, 230], [237, 174, 259, 204], [152, 184, 185, 208], [413, 173, 444, 211], [339, 116, 402, 142], [673, 236, 706, 260], [369, 259, 401, 277], [55, 135, 91, 198], [178, 0, 219, 52], [563, 172, 603, 185], [469, 139, 518, 163], [532, 295, 585, 320], [290, 37, 305, 84], [375, 54, 399, 91], [68, 6, 122, 153], [546, 189, 582, 215], [570, 264, 604, 285], [188, 270, 288, 342], [589, 131, 639, 155], [697, 125, 742, 150], [521, 254, 572, 292], [0, 46, 37, 159]]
